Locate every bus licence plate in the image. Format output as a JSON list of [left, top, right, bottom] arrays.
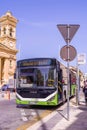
[[29, 101, 37, 104]]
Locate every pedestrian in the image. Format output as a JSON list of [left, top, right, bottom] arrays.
[[83, 80, 87, 105]]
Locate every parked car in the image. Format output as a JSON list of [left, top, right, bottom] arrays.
[[1, 84, 15, 92], [1, 84, 9, 91]]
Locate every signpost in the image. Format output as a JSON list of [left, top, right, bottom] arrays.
[[57, 24, 80, 120], [76, 53, 86, 105], [77, 53, 86, 65]]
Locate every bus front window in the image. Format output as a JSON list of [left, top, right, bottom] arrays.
[[17, 67, 56, 88], [19, 76, 34, 87], [36, 67, 56, 87]]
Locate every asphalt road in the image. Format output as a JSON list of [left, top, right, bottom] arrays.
[[0, 92, 55, 130]]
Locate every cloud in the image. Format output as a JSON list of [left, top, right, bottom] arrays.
[[19, 18, 56, 27]]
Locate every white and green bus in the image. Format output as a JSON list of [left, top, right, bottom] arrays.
[[16, 58, 76, 106]]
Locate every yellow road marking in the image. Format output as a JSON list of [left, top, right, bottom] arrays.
[[16, 109, 53, 130]]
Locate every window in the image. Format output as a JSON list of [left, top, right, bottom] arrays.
[[9, 60, 12, 68], [3, 28, 6, 35], [17, 67, 56, 88], [9, 28, 13, 37]]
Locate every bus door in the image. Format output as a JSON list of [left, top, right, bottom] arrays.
[[58, 69, 63, 101]]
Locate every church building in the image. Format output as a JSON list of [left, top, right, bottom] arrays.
[[0, 11, 18, 87]]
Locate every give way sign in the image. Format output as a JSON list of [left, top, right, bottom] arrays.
[[57, 24, 80, 43]]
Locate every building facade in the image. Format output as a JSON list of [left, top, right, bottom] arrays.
[[0, 11, 18, 87]]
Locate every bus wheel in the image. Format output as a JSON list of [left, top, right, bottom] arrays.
[[16, 104, 21, 108]]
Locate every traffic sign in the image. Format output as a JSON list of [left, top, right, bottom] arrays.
[[77, 53, 86, 65], [60, 45, 77, 61], [57, 24, 80, 43]]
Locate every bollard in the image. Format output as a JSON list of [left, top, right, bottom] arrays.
[[4, 90, 7, 99], [7, 90, 10, 100], [5, 90, 10, 100]]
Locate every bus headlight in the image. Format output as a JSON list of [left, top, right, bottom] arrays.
[[47, 96, 55, 101]]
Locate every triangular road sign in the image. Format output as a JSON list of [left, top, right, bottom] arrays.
[[57, 24, 80, 43]]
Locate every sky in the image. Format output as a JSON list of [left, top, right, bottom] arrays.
[[0, 0, 87, 74]]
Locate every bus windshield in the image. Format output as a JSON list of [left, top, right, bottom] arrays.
[[17, 67, 56, 88]]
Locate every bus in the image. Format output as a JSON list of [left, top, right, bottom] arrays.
[[16, 58, 76, 106]]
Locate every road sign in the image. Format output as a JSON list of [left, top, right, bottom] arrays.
[[77, 53, 86, 65], [60, 45, 77, 61], [57, 24, 80, 43], [57, 24, 80, 120]]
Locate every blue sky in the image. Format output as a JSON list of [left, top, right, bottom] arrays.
[[0, 0, 87, 73]]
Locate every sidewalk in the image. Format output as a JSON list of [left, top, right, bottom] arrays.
[[0, 91, 16, 101], [26, 89, 87, 130]]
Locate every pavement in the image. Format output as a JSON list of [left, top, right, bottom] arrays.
[[0, 91, 16, 100], [26, 88, 87, 130]]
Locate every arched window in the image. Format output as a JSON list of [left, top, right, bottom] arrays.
[[3, 28, 6, 35], [9, 28, 13, 37]]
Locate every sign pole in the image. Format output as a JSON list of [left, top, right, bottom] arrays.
[[57, 24, 80, 121], [67, 25, 70, 120], [76, 62, 79, 105], [76, 53, 86, 105]]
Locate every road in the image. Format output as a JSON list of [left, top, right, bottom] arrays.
[[0, 92, 55, 130], [0, 89, 86, 130]]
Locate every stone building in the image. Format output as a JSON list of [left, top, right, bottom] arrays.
[[0, 11, 18, 87]]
